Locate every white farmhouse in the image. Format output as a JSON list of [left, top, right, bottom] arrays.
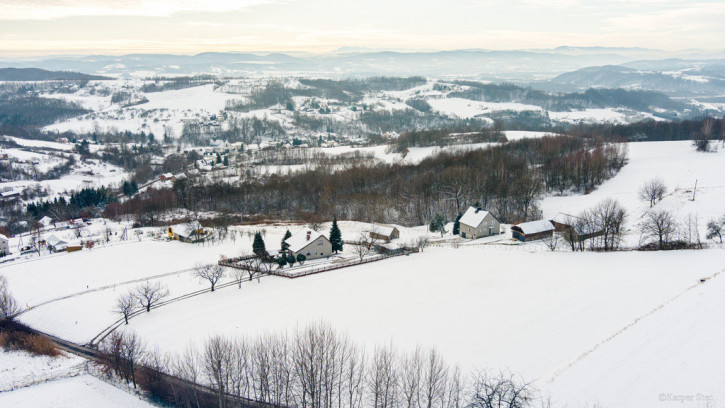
[[286, 229, 332, 261], [458, 206, 501, 239], [0, 233, 9, 256]]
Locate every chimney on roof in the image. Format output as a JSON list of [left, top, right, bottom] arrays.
[[475, 208, 480, 213], [306, 231, 311, 240]]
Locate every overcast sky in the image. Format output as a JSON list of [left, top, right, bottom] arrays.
[[1, 0, 723, 56]]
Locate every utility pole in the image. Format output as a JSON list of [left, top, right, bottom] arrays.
[[692, 179, 698, 201]]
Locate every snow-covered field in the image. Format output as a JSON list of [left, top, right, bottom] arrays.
[[44, 84, 237, 137], [116, 247, 723, 408], [0, 374, 156, 408], [0, 153, 127, 201], [427, 97, 541, 119], [2, 139, 724, 407], [0, 350, 84, 392], [3, 221, 425, 342]]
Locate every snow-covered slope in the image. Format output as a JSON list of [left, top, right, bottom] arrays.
[[541, 140, 725, 239]]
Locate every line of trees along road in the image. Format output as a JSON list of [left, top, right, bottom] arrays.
[[102, 322, 539, 408]]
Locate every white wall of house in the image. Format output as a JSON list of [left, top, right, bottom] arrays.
[[293, 237, 333, 260], [460, 213, 500, 239], [0, 237, 8, 255]]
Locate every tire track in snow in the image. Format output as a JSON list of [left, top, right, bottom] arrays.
[[545, 266, 724, 384], [15, 266, 200, 314]]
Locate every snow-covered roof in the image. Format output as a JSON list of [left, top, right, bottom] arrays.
[[169, 220, 203, 237], [0, 233, 7, 240], [513, 220, 554, 235], [39, 216, 54, 226], [550, 212, 582, 224], [459, 207, 491, 227], [46, 234, 67, 247], [286, 229, 326, 253], [371, 224, 396, 236]]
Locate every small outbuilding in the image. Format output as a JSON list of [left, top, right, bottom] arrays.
[[286, 229, 332, 261], [39, 216, 54, 228], [369, 224, 400, 242], [511, 220, 555, 242], [167, 221, 205, 243], [46, 234, 68, 252], [550, 213, 605, 242]]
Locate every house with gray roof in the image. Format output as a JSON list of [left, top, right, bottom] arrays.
[[458, 206, 501, 239], [286, 229, 332, 261]]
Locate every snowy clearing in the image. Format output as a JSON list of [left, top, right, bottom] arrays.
[[427, 97, 542, 118]]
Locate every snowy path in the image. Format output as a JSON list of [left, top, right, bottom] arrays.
[[545, 266, 724, 383]]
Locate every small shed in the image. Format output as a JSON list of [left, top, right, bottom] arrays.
[[39, 216, 54, 228], [511, 220, 555, 242], [160, 172, 175, 182], [374, 242, 406, 256], [550, 213, 605, 242], [167, 220, 205, 243], [369, 224, 400, 242], [46, 234, 68, 252]]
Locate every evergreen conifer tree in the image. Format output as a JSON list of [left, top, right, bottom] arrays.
[[252, 232, 267, 257], [330, 217, 343, 253], [281, 230, 292, 252], [453, 213, 462, 235]]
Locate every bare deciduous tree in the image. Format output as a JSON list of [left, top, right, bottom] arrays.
[[122, 331, 145, 389], [588, 199, 627, 251], [134, 281, 169, 312], [0, 276, 21, 321], [354, 234, 372, 261], [368, 344, 399, 408], [195, 263, 226, 292], [421, 348, 448, 408], [115, 291, 136, 324], [640, 209, 679, 250], [706, 217, 724, 243], [416, 237, 430, 252], [541, 234, 560, 251], [102, 331, 146, 389], [204, 335, 234, 408], [638, 178, 667, 208], [232, 268, 247, 288], [468, 371, 534, 408], [401, 347, 422, 408]]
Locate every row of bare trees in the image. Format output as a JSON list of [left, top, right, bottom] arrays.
[[547, 197, 707, 252], [115, 281, 170, 324], [136, 322, 538, 408], [554, 199, 628, 252]]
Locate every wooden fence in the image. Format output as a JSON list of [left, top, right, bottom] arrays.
[[221, 249, 417, 279]]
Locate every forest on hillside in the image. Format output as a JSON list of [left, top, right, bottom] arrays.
[[99, 134, 627, 227]]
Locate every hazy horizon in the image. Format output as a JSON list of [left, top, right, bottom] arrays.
[[1, 0, 724, 57]]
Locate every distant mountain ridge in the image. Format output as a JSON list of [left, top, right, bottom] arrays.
[[0, 67, 111, 81], [0, 48, 673, 80], [540, 63, 725, 96]]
